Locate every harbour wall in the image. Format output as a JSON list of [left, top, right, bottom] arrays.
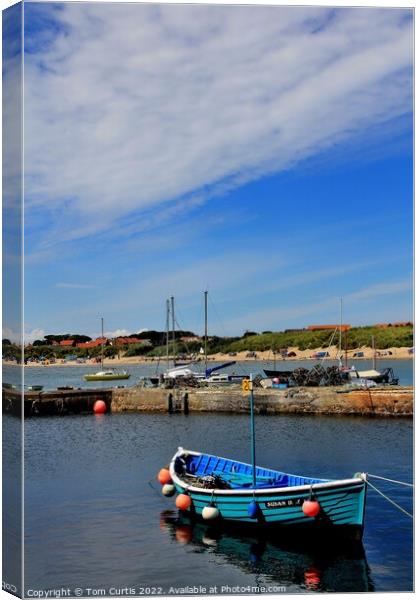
[[4, 385, 412, 417], [111, 386, 413, 416]]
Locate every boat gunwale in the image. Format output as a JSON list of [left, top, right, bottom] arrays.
[[170, 447, 366, 497]]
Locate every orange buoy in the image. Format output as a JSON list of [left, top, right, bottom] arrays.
[[175, 493, 192, 510], [158, 468, 172, 485], [302, 499, 321, 517], [93, 400, 107, 414]]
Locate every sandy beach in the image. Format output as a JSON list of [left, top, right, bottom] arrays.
[[7, 345, 413, 368]]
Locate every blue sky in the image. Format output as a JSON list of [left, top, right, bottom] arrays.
[[9, 3, 414, 341]]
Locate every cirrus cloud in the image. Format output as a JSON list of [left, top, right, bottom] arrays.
[[23, 4, 413, 248]]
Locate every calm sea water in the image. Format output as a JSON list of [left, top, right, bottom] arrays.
[[4, 358, 413, 390], [19, 412, 412, 594]]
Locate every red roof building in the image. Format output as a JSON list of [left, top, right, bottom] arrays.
[[60, 339, 75, 347], [115, 337, 142, 345], [307, 324, 351, 331], [76, 338, 107, 349]]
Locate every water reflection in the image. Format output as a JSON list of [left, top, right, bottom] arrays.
[[160, 511, 374, 593]]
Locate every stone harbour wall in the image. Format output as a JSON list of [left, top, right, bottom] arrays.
[[110, 385, 413, 416], [3, 385, 413, 417]]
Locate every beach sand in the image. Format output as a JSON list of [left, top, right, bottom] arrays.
[[9, 345, 413, 367]]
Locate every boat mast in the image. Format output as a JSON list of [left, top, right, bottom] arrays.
[[166, 299, 170, 368], [345, 329, 348, 368], [204, 290, 208, 372], [101, 317, 104, 370], [171, 296, 176, 363], [339, 297, 343, 366], [340, 298, 348, 368], [249, 373, 256, 488], [372, 335, 376, 370], [272, 333, 276, 370]]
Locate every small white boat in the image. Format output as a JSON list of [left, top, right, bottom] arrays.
[[83, 318, 130, 382], [164, 362, 237, 385]]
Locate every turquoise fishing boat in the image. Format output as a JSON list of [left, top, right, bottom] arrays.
[[160, 374, 367, 540], [168, 447, 367, 539]]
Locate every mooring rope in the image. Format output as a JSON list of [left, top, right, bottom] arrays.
[[368, 474, 413, 488], [148, 478, 167, 501], [366, 479, 413, 519]]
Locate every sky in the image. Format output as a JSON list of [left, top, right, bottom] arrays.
[[4, 2, 414, 342]]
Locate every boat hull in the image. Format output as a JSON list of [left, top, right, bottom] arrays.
[[263, 369, 293, 380], [83, 374, 130, 381]]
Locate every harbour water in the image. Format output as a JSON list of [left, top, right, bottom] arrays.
[[21, 412, 413, 594], [5, 358, 414, 390]]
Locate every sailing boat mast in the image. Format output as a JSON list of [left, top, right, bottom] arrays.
[[171, 296, 176, 362], [272, 333, 276, 371], [100, 317, 104, 370], [166, 299, 170, 368], [372, 335, 376, 370], [204, 290, 208, 372], [339, 297, 343, 367]]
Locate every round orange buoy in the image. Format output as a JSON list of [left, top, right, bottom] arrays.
[[302, 499, 321, 517], [93, 400, 107, 414], [157, 468, 172, 485], [175, 493, 192, 510]]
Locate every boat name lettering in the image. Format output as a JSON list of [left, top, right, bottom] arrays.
[[266, 498, 303, 508]]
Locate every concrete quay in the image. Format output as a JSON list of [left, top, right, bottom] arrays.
[[111, 385, 413, 417], [3, 385, 413, 417]]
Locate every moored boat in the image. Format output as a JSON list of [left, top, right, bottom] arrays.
[[159, 373, 367, 540], [263, 368, 293, 381], [83, 369, 130, 381], [165, 447, 367, 539], [343, 367, 398, 385], [83, 317, 131, 382]]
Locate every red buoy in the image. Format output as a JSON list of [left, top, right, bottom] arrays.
[[93, 400, 107, 414], [158, 468, 172, 485], [302, 499, 321, 517], [175, 493, 192, 510]]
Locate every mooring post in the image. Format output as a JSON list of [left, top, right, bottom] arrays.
[[168, 393, 173, 414], [183, 393, 189, 415]]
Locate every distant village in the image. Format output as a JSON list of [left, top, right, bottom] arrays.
[[1, 321, 413, 365]]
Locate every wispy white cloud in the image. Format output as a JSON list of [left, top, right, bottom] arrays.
[[345, 279, 413, 302], [101, 250, 290, 317], [24, 4, 413, 247], [225, 278, 413, 331], [3, 326, 46, 345], [104, 329, 133, 338]]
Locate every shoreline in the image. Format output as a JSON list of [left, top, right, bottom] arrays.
[[3, 345, 414, 368]]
